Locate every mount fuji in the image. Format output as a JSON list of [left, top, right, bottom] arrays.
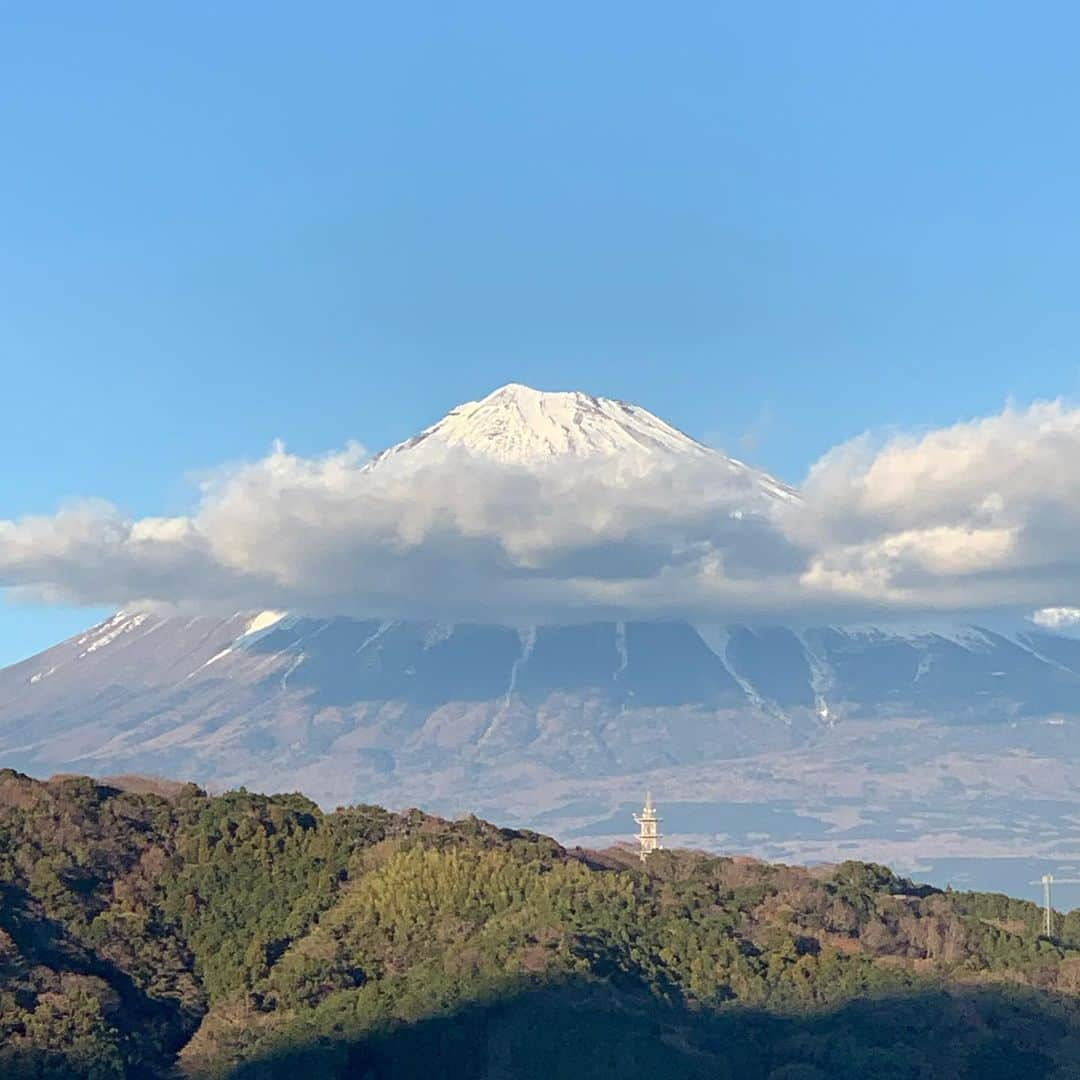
[[363, 383, 798, 512], [368, 382, 787, 479], [2, 385, 1078, 891]]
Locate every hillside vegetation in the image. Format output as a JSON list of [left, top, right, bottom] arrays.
[[0, 769, 1078, 1079]]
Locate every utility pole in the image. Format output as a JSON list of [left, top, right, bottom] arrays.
[[1029, 874, 1080, 938]]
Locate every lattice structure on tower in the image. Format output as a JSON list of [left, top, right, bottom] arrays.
[[633, 791, 662, 862]]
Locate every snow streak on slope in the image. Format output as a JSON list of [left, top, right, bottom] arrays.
[[695, 626, 772, 715], [796, 630, 836, 725], [244, 611, 287, 637], [503, 626, 537, 707], [77, 612, 151, 657], [191, 611, 288, 674]]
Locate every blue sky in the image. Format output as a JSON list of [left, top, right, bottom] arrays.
[[4, 2, 1080, 664]]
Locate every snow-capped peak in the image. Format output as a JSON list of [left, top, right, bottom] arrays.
[[365, 383, 797, 501], [443, 383, 713, 462], [369, 383, 712, 468]]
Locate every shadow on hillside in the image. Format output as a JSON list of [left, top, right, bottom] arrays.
[[0, 881, 201, 1079], [210, 979, 1080, 1080]]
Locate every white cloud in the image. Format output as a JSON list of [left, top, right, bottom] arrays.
[[4, 398, 1080, 623], [795, 399, 1080, 614], [1031, 607, 1080, 629]]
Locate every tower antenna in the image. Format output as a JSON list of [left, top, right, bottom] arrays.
[[633, 791, 662, 862], [1028, 873, 1080, 937]]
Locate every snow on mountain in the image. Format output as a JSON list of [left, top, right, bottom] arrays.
[[364, 383, 798, 502], [76, 611, 153, 657], [368, 383, 709, 466], [4, 608, 1080, 777]]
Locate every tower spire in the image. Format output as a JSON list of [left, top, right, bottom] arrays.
[[633, 790, 662, 862]]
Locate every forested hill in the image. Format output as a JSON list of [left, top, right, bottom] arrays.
[[1, 771, 1079, 1080]]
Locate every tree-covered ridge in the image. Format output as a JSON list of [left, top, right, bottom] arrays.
[[0, 770, 1078, 1079]]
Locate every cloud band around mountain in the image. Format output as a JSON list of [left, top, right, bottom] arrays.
[[3, 399, 1080, 624]]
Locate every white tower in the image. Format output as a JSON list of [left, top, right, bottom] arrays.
[[1030, 873, 1080, 937], [633, 791, 662, 862]]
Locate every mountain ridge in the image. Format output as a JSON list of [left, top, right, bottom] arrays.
[[1, 768, 1079, 1079]]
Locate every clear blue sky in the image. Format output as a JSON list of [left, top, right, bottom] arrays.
[[3, 2, 1080, 665]]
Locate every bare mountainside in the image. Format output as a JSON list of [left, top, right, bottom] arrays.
[[3, 607, 1080, 889], [1, 385, 1079, 892]]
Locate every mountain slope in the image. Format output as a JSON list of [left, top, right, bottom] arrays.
[[2, 608, 1080, 885]]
